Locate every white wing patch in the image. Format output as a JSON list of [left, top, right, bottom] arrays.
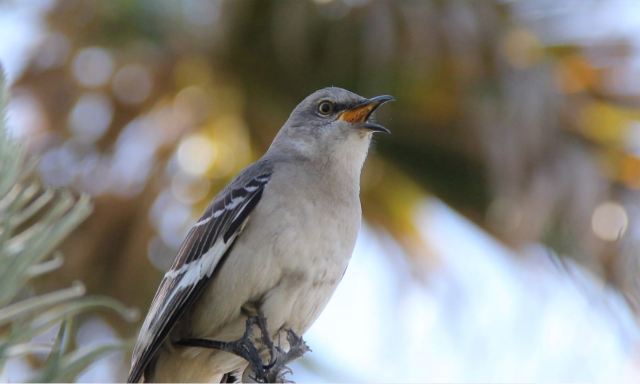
[[226, 195, 246, 210], [162, 239, 228, 281], [194, 217, 212, 227], [213, 208, 225, 218]]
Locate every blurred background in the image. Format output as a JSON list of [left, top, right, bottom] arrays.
[[1, 0, 640, 381]]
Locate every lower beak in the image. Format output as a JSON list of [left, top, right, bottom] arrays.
[[338, 95, 394, 134]]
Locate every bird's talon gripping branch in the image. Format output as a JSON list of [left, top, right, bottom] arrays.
[[176, 314, 310, 383], [253, 328, 311, 383]]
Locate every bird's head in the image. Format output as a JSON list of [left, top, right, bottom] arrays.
[[269, 87, 393, 171]]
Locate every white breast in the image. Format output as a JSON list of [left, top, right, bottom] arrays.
[[251, 162, 361, 333]]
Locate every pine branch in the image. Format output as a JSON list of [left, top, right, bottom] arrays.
[[0, 67, 137, 381]]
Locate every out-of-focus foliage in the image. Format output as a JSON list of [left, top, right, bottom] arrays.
[[5, 0, 640, 370], [0, 70, 135, 380]]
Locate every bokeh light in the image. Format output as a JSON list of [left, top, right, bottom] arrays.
[[176, 134, 217, 176], [72, 47, 114, 88], [68, 92, 113, 143], [112, 63, 153, 105], [592, 201, 628, 241]]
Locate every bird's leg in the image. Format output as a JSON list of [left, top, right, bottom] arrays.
[[175, 316, 266, 375]]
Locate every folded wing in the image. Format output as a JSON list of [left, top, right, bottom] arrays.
[[128, 163, 273, 383]]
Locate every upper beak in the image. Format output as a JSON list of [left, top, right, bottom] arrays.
[[338, 95, 394, 134]]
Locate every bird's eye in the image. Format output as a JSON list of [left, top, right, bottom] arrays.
[[317, 100, 334, 116]]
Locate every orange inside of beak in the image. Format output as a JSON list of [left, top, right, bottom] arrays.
[[338, 103, 376, 123]]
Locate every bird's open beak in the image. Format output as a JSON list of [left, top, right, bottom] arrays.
[[338, 95, 394, 134]]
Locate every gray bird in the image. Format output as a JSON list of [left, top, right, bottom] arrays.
[[128, 87, 393, 382]]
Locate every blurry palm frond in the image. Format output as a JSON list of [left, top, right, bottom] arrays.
[[0, 70, 136, 380]]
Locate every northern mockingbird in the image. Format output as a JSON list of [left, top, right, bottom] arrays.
[[128, 87, 393, 382]]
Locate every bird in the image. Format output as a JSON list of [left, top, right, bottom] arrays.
[[128, 87, 393, 382]]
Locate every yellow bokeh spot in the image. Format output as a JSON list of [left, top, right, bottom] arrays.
[[210, 114, 252, 175], [579, 101, 636, 146], [177, 134, 217, 176]]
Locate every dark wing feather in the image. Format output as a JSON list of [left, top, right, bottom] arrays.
[[127, 164, 272, 383]]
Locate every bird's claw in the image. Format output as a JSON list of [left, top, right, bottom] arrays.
[[249, 326, 311, 383]]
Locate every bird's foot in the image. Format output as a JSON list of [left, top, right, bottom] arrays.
[[251, 328, 311, 383], [176, 313, 310, 383]]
